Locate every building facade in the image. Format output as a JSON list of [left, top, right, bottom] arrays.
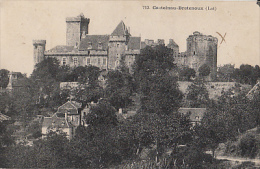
[[33, 14, 141, 71], [141, 31, 218, 79]]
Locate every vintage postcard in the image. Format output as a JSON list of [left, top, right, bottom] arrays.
[[0, 1, 259, 168]]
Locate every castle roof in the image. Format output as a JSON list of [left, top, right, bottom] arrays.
[[167, 39, 179, 48], [128, 37, 141, 50], [79, 35, 110, 51], [111, 21, 129, 36], [46, 45, 75, 53]]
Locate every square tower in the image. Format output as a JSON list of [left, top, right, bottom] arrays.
[[66, 13, 90, 47]]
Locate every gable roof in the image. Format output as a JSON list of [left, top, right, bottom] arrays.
[[178, 108, 206, 122], [46, 45, 75, 53], [79, 35, 110, 51], [167, 39, 179, 48], [128, 37, 141, 50], [111, 21, 128, 36], [57, 101, 82, 114]]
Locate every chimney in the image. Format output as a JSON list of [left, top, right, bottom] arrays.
[[65, 112, 68, 122], [119, 108, 123, 114]]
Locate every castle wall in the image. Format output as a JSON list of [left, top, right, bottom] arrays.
[[46, 54, 108, 70]]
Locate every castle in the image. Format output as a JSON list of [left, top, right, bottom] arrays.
[[33, 14, 218, 78], [33, 13, 141, 71]]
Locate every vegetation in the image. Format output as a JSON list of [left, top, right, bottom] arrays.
[[0, 51, 259, 168]]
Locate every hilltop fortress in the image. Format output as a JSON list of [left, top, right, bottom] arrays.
[[33, 14, 218, 78]]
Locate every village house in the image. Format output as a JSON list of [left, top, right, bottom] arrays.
[[42, 101, 82, 139], [41, 100, 98, 139]]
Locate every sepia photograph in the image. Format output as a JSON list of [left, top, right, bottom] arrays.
[[0, 1, 259, 168]]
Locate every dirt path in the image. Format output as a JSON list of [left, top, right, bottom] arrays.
[[216, 155, 260, 166]]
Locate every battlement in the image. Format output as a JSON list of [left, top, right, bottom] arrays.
[[66, 13, 90, 23], [187, 31, 218, 42], [33, 40, 46, 46]]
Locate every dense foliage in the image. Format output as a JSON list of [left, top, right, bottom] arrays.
[[0, 52, 259, 168]]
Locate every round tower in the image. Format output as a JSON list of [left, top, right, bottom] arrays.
[[33, 40, 46, 65]]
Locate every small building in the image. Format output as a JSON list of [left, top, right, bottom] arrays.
[[178, 107, 206, 126], [42, 101, 82, 139], [42, 113, 75, 140]]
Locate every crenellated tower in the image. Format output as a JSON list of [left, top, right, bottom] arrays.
[[186, 31, 218, 79], [33, 40, 46, 65]]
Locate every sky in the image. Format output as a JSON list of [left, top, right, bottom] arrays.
[[0, 1, 259, 75]]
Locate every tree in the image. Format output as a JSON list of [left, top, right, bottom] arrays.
[[5, 131, 70, 168], [231, 64, 260, 85], [0, 69, 9, 88], [85, 100, 118, 127], [196, 90, 260, 157], [179, 66, 196, 81], [185, 78, 210, 108], [140, 73, 183, 115], [198, 64, 211, 77], [105, 70, 135, 110], [217, 64, 235, 82], [69, 65, 100, 86]]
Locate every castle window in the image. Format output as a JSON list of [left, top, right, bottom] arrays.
[[194, 51, 196, 55], [62, 57, 67, 65], [116, 54, 120, 59], [98, 43, 102, 50], [88, 42, 92, 49], [103, 58, 106, 65], [73, 57, 78, 66], [98, 58, 101, 65], [86, 57, 91, 65], [117, 43, 120, 48]]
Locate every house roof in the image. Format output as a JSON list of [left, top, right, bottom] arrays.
[[42, 116, 73, 129], [46, 45, 75, 53], [57, 101, 82, 114], [79, 35, 110, 51], [111, 21, 128, 36], [247, 80, 260, 99], [178, 108, 206, 122], [128, 37, 141, 50], [0, 112, 11, 122]]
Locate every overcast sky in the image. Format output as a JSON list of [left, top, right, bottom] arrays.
[[0, 1, 259, 75]]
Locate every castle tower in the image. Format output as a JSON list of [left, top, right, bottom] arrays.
[[66, 13, 90, 47], [186, 31, 218, 80], [33, 40, 46, 65], [108, 21, 130, 70]]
